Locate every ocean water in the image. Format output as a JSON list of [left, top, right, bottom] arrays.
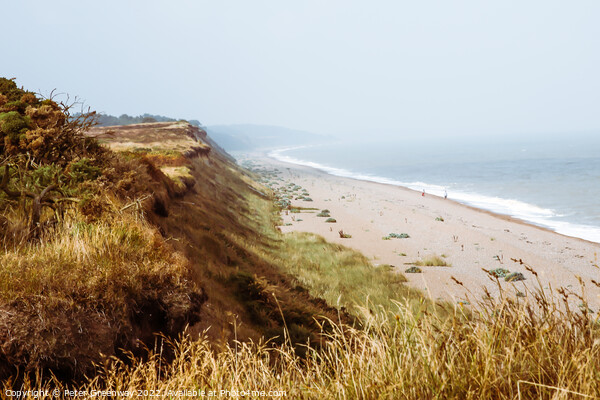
[[269, 134, 600, 244]]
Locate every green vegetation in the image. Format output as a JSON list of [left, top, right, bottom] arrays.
[[486, 268, 527, 282], [266, 232, 412, 312], [489, 268, 510, 278], [325, 217, 337, 223], [383, 232, 410, 239]]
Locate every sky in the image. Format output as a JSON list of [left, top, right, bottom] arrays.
[[3, 1, 600, 138]]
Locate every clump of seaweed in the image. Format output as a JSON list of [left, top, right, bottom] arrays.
[[338, 230, 352, 238]]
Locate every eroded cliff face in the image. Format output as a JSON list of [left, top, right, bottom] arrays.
[[0, 121, 340, 381], [0, 121, 212, 381], [92, 121, 343, 344]]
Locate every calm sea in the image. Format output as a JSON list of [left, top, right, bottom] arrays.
[[270, 134, 600, 244]]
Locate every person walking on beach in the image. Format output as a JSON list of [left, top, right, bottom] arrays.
[[422, 190, 425, 197], [444, 190, 448, 199]]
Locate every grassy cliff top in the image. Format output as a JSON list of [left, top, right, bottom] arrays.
[[88, 121, 210, 157]]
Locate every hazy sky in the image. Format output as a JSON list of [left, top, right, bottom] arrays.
[[4, 1, 600, 138]]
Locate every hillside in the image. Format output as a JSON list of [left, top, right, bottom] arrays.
[[1, 79, 397, 382]]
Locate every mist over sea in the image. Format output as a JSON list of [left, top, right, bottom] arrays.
[[270, 134, 600, 244]]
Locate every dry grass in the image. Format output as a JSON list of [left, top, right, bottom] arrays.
[[12, 281, 600, 399], [415, 254, 451, 267], [159, 166, 194, 191], [0, 206, 204, 378]]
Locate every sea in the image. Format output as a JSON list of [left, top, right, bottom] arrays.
[[269, 133, 600, 244]]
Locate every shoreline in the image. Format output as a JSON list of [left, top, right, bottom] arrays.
[[266, 147, 600, 245], [269, 153, 598, 247], [242, 152, 600, 308]]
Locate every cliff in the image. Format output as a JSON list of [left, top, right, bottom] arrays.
[[0, 117, 341, 381]]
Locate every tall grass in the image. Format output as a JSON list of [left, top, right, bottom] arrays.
[[0, 206, 203, 378], [13, 282, 600, 399]]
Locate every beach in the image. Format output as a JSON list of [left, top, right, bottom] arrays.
[[247, 154, 600, 309]]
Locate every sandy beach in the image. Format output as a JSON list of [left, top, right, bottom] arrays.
[[247, 154, 600, 309]]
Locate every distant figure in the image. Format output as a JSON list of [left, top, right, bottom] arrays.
[[422, 190, 425, 197], [444, 190, 448, 200]]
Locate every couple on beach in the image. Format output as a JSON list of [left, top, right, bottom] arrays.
[[422, 189, 448, 199]]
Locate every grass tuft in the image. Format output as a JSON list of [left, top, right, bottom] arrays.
[[415, 255, 451, 267]]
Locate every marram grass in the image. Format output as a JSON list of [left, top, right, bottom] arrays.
[[11, 282, 600, 399]]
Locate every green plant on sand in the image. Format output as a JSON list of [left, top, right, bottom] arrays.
[[384, 232, 410, 239]]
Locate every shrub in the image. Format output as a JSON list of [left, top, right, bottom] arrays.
[[0, 78, 38, 105], [405, 266, 422, 273], [69, 158, 102, 182], [435, 217, 444, 222], [0, 111, 30, 139], [338, 230, 352, 238], [325, 218, 337, 223], [317, 211, 330, 217]]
